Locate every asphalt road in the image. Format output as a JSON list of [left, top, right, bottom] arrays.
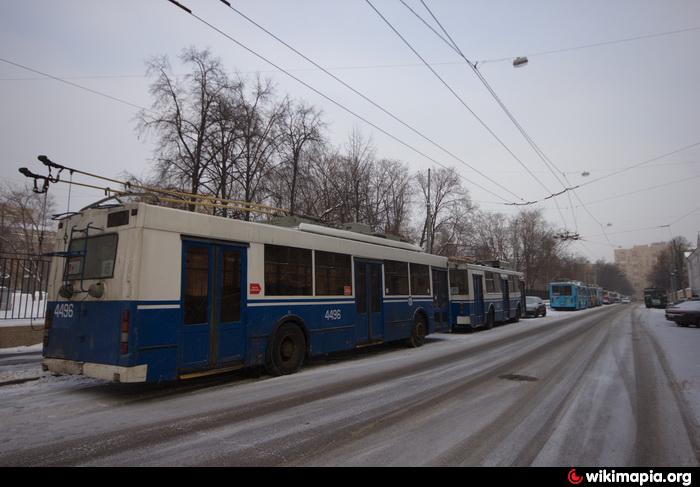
[[0, 304, 698, 466]]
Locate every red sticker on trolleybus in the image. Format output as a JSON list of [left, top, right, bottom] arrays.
[[344, 286, 352, 296], [250, 283, 261, 295]]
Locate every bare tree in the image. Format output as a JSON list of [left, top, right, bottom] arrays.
[[647, 236, 691, 291], [228, 76, 284, 221], [416, 166, 472, 254], [0, 183, 55, 256], [468, 211, 511, 262], [509, 209, 562, 290], [371, 159, 412, 236], [202, 76, 245, 217], [137, 47, 228, 211], [275, 98, 324, 215], [341, 128, 375, 224]]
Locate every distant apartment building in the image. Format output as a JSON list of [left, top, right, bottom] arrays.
[[614, 242, 667, 298]]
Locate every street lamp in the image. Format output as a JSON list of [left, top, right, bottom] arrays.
[[513, 56, 529, 68]]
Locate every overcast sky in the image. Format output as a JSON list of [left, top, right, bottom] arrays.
[[1, 0, 699, 261]]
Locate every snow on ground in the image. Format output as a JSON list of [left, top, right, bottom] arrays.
[[0, 302, 614, 393], [0, 343, 42, 355], [0, 291, 47, 321], [0, 319, 45, 328], [0, 343, 45, 384], [639, 306, 700, 425], [0, 363, 45, 384]]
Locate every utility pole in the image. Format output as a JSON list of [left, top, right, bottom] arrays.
[[426, 168, 432, 254], [670, 269, 678, 303]]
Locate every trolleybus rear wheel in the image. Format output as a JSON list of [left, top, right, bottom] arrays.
[[485, 308, 495, 330], [266, 323, 306, 376], [407, 314, 427, 348]]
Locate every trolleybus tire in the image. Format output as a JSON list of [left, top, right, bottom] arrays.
[[485, 308, 495, 330], [266, 323, 307, 376], [407, 314, 427, 348], [513, 305, 521, 323]]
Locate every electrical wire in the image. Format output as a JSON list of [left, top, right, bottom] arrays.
[[550, 173, 700, 209], [364, 0, 555, 206], [476, 26, 700, 66], [163, 0, 518, 204], [213, 0, 526, 203], [578, 141, 700, 189], [405, 0, 577, 232], [0, 57, 148, 112]]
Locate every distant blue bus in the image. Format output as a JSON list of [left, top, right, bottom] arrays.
[[448, 260, 524, 331], [549, 281, 588, 310]]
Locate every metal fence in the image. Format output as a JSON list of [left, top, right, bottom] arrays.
[[0, 255, 51, 321]]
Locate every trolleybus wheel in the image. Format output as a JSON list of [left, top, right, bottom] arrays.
[[513, 305, 521, 323], [407, 314, 427, 348], [485, 308, 495, 330], [266, 323, 306, 376]]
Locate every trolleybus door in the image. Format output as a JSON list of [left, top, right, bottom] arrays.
[[432, 268, 449, 332], [502, 278, 510, 320], [472, 274, 485, 325], [355, 260, 383, 344], [215, 246, 246, 367], [180, 241, 246, 372]]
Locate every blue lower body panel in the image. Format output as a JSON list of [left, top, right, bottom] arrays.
[[45, 298, 436, 382]]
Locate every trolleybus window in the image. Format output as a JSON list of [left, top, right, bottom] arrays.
[[221, 250, 241, 322], [65, 233, 118, 280], [315, 251, 352, 296], [384, 260, 409, 295], [551, 285, 572, 295], [264, 244, 312, 296], [509, 276, 520, 293], [485, 272, 500, 293], [184, 247, 209, 325], [410, 263, 431, 295], [449, 269, 469, 295]]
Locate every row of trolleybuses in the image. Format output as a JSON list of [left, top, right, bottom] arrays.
[[548, 281, 623, 310], [42, 200, 526, 383]]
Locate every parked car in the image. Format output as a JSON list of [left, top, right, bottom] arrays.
[[665, 300, 700, 327], [621, 296, 631, 304], [525, 296, 547, 317]]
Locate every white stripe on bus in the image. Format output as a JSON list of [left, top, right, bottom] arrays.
[[137, 304, 181, 310]]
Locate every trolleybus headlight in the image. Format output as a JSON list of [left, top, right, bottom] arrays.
[[88, 282, 104, 298], [58, 283, 74, 299]]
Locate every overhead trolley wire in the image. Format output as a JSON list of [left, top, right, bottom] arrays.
[[405, 0, 579, 232], [213, 0, 526, 204], [400, 1, 699, 246], [364, 1, 556, 202], [164, 0, 520, 205], [476, 26, 700, 66], [578, 140, 700, 189], [0, 57, 149, 112]]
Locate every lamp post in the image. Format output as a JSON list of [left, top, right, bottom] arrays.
[[670, 269, 678, 303], [513, 56, 529, 68]]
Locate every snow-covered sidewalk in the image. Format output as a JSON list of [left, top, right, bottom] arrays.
[[638, 306, 700, 425]]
